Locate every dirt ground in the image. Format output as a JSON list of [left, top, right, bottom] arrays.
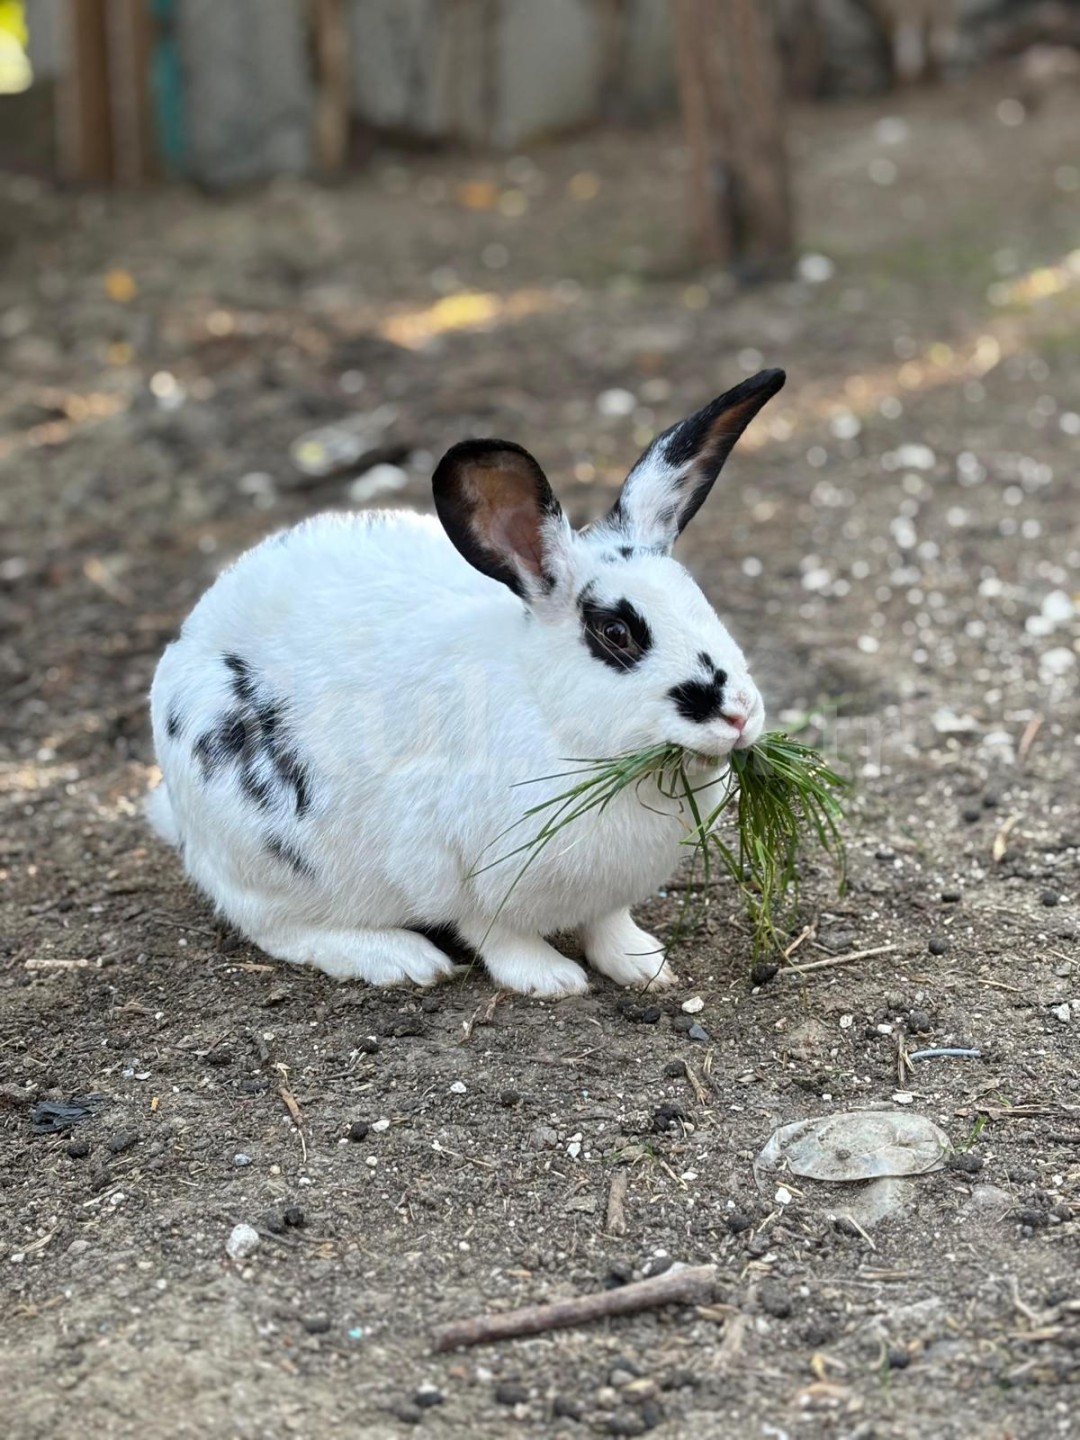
[[2, 70, 1078, 1440]]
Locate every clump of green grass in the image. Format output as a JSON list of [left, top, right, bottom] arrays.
[[480, 733, 848, 958]]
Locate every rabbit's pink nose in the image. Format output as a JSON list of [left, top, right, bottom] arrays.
[[722, 710, 747, 733]]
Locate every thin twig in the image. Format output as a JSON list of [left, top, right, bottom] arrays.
[[1017, 712, 1044, 768], [783, 922, 816, 960], [431, 1263, 718, 1352], [786, 943, 897, 974], [908, 1047, 982, 1061]]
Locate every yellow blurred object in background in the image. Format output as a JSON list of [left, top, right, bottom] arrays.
[[0, 0, 31, 94]]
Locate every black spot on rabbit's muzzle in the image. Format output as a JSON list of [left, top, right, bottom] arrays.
[[668, 670, 729, 724]]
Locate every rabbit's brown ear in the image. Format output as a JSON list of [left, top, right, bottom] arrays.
[[597, 369, 785, 552], [433, 439, 572, 600]]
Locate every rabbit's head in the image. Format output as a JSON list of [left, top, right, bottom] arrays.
[[433, 369, 785, 761]]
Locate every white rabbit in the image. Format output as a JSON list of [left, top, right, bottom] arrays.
[[147, 369, 784, 996]]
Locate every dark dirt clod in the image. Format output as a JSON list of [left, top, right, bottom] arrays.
[[962, 807, 983, 824], [65, 1138, 91, 1159], [499, 1090, 521, 1107], [384, 1014, 424, 1038], [262, 1212, 286, 1235], [671, 1015, 694, 1033], [348, 1120, 370, 1142], [283, 1206, 305, 1228], [941, 890, 962, 903], [888, 1348, 912, 1370], [414, 1388, 444, 1409], [106, 1130, 139, 1155], [1041, 891, 1061, 907], [727, 1212, 754, 1234], [750, 963, 779, 986], [356, 1036, 380, 1055], [420, 995, 441, 1013], [948, 1153, 984, 1174], [652, 1102, 687, 1134], [906, 1009, 933, 1033], [494, 1381, 529, 1406], [759, 1281, 793, 1319], [205, 1049, 232, 1066], [640, 1005, 662, 1024], [662, 1060, 686, 1078], [301, 1315, 331, 1334], [927, 935, 951, 956]]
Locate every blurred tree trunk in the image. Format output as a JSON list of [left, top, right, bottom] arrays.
[[671, 0, 794, 274], [311, 0, 350, 173]]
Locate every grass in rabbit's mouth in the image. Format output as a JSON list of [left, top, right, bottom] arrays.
[[475, 732, 849, 958]]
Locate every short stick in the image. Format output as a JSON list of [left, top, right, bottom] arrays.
[[431, 1263, 717, 1353], [786, 943, 897, 973]]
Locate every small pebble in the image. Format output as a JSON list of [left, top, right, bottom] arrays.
[[283, 1205, 305, 1228], [640, 1399, 665, 1430], [495, 1381, 529, 1406], [349, 1120, 370, 1142], [727, 1211, 753, 1234], [420, 994, 442, 1013], [640, 1005, 661, 1024], [907, 1009, 932, 1033], [663, 1060, 686, 1078], [206, 1049, 233, 1067], [371, 1117, 391, 1132], [390, 1402, 423, 1425], [107, 1130, 139, 1155], [449, 1081, 467, 1095], [927, 935, 950, 956], [552, 1395, 583, 1420], [750, 963, 778, 986], [687, 1023, 710, 1043], [225, 1223, 260, 1261], [357, 1036, 380, 1055], [607, 1412, 647, 1437], [671, 1014, 693, 1033], [941, 890, 962, 903], [301, 1315, 331, 1334], [263, 1211, 286, 1234], [981, 792, 999, 810], [414, 1387, 444, 1409], [233, 1152, 252, 1167], [500, 1089, 521, 1107], [962, 807, 982, 824], [1041, 891, 1061, 908], [66, 1139, 91, 1160], [680, 996, 704, 1014], [887, 1348, 911, 1370]]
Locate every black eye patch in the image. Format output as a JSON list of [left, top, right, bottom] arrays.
[[577, 587, 653, 673]]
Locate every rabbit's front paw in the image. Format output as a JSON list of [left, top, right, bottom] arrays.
[[583, 911, 677, 991], [459, 922, 589, 997]]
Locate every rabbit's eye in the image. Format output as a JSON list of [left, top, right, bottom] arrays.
[[602, 620, 632, 649]]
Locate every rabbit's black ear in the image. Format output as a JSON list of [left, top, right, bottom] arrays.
[[433, 440, 572, 600], [598, 369, 785, 552]]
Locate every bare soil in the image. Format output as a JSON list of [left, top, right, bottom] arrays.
[[1, 71, 1078, 1440]]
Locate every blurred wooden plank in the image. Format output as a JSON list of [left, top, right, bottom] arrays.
[[58, 0, 114, 182], [311, 0, 350, 173]]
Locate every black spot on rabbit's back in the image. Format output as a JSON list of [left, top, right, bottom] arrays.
[[222, 653, 257, 705], [265, 833, 315, 879]]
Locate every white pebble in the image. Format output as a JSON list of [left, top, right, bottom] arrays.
[[597, 387, 637, 418], [797, 253, 835, 284], [233, 1153, 252, 1167], [839, 1014, 854, 1030], [449, 1081, 467, 1095], [225, 1224, 260, 1261], [1040, 647, 1076, 680], [681, 996, 704, 1014], [892, 1092, 915, 1105], [1051, 1004, 1071, 1024], [775, 1186, 792, 1205], [371, 1117, 391, 1132]]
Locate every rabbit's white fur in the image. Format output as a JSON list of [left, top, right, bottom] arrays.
[[148, 370, 783, 995]]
